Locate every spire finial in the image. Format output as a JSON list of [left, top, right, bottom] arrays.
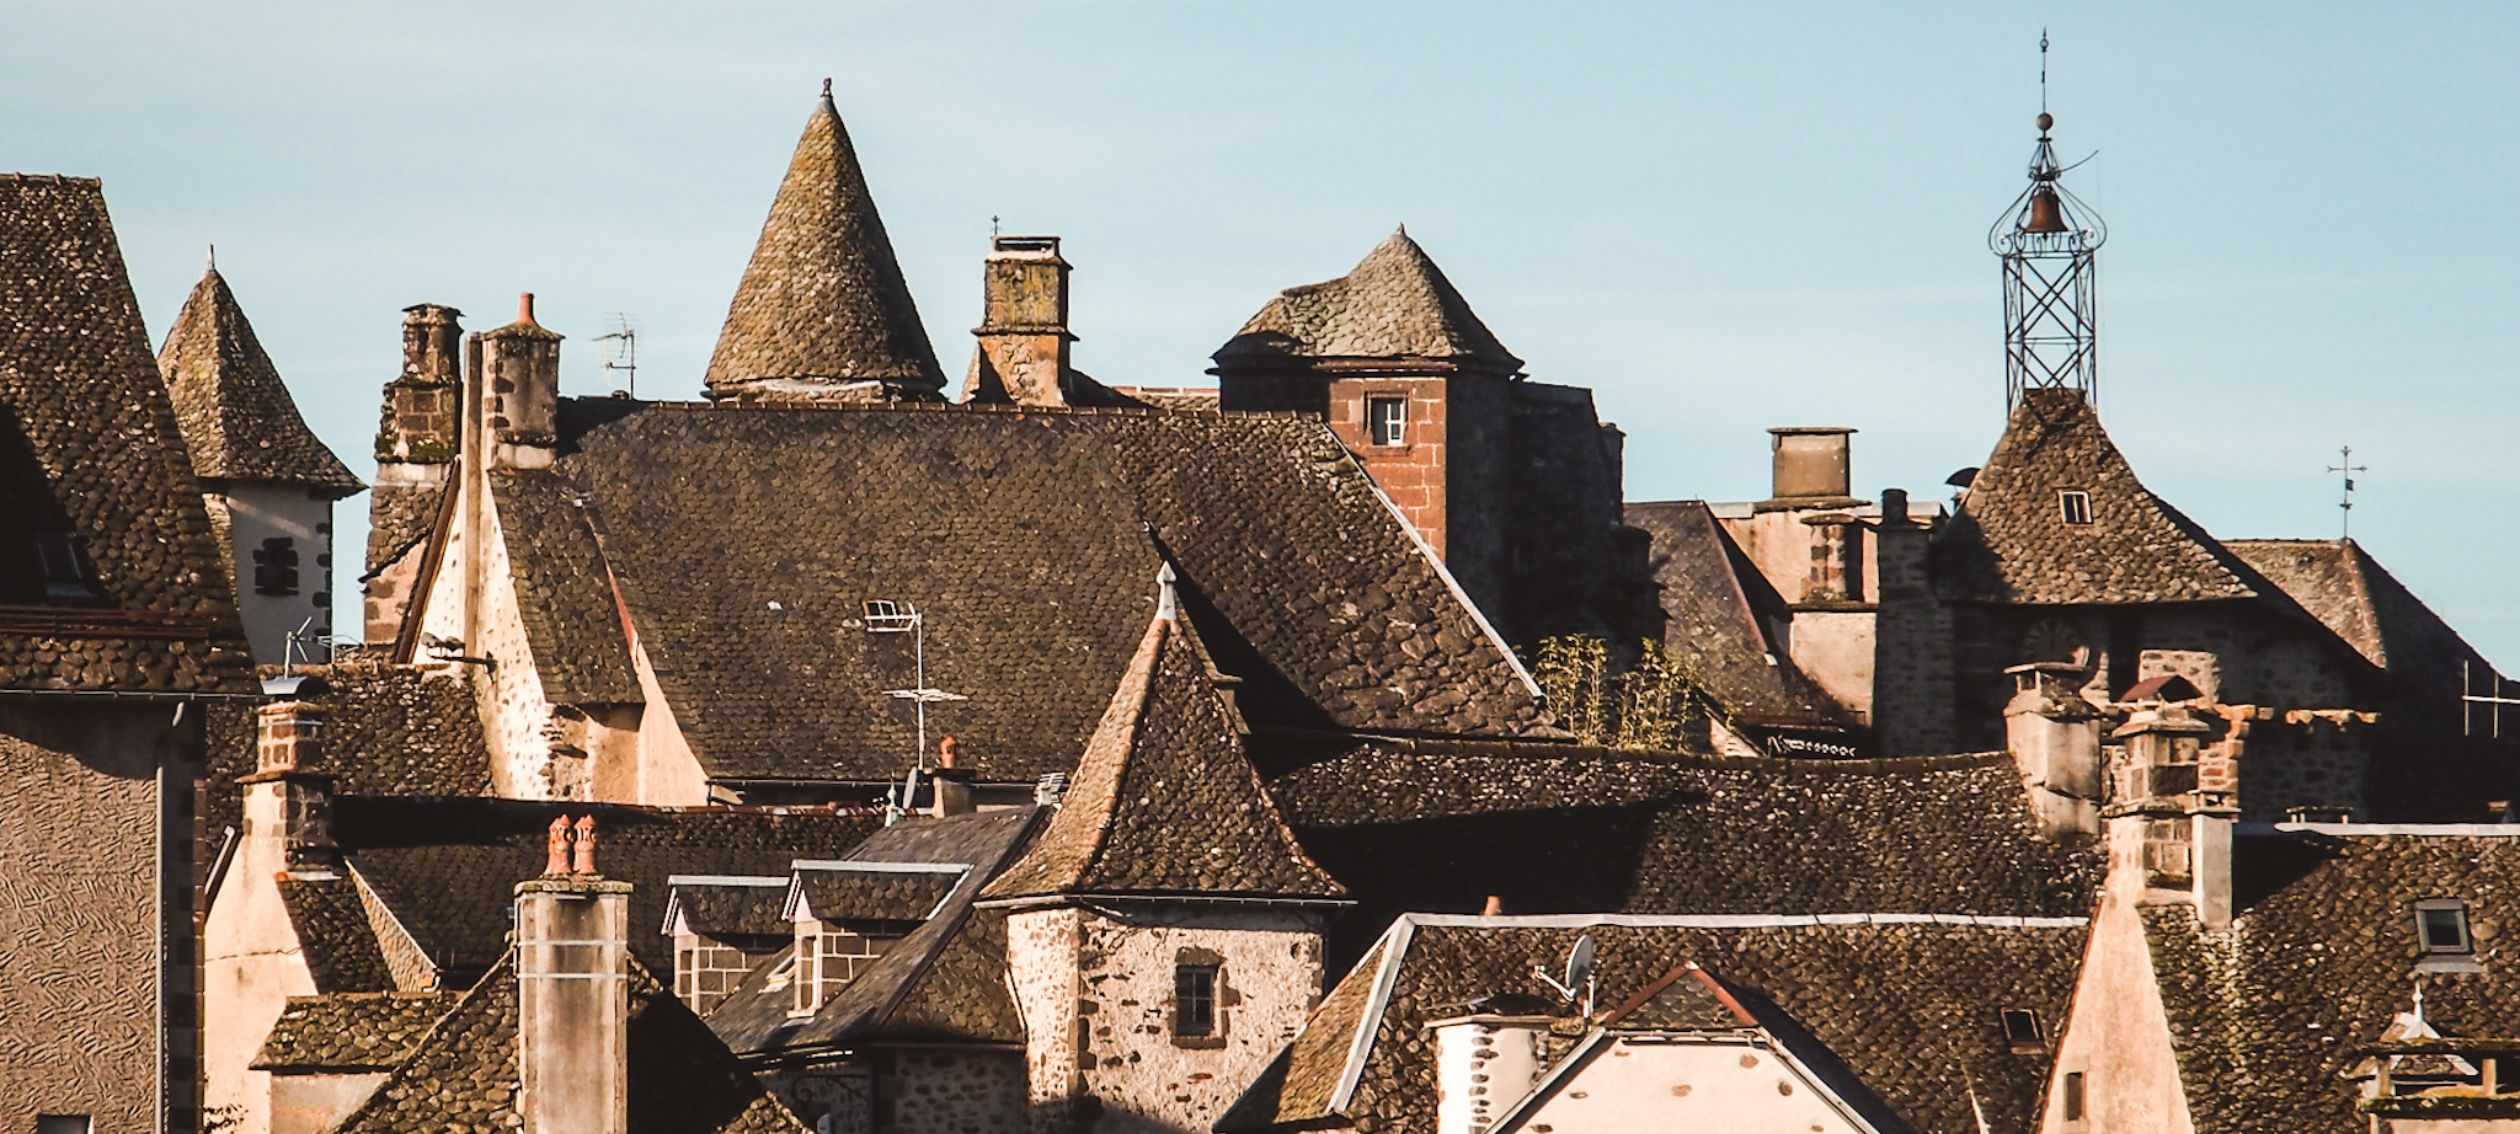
[[205, 244, 215, 272], [821, 76, 833, 101], [1396, 221, 1407, 238], [1155, 561, 1178, 624], [2039, 29, 2049, 114]]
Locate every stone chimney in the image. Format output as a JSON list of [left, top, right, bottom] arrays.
[[477, 293, 561, 472], [1869, 486, 1955, 754], [962, 235, 1075, 406], [515, 816, 630, 1134], [1800, 512, 1860, 602], [2113, 704, 2237, 930], [1766, 427, 1856, 504], [2005, 664, 2103, 836], [379, 304, 464, 464], [1428, 1013, 1552, 1134], [929, 735, 975, 818], [240, 701, 336, 875]]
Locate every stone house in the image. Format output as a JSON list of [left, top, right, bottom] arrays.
[[0, 172, 259, 1133]]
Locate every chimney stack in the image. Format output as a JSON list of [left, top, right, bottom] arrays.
[[929, 736, 975, 818], [1428, 1013, 1551, 1134], [379, 304, 465, 464], [241, 701, 337, 875], [1766, 427, 1856, 504], [962, 235, 1075, 406], [2113, 704, 2237, 930], [477, 292, 562, 471], [516, 815, 630, 1134], [2004, 664, 2102, 836]]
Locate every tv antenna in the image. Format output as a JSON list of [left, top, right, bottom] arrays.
[[864, 600, 967, 786], [2327, 445, 2368, 541], [1532, 933, 1599, 1019], [283, 615, 324, 667], [594, 314, 638, 397]]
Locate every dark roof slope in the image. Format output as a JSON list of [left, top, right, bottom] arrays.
[[334, 796, 882, 983], [791, 864, 964, 922], [205, 658, 493, 838], [334, 952, 803, 1134], [491, 470, 641, 704], [281, 876, 396, 993], [2147, 828, 2520, 1134], [1215, 230, 1521, 371], [520, 401, 1546, 785], [1934, 389, 2258, 605], [156, 266, 361, 493], [1260, 739, 2099, 962], [252, 991, 459, 1072], [666, 880, 789, 938], [983, 609, 1344, 901], [703, 89, 942, 399], [1625, 500, 1852, 730], [0, 174, 250, 692], [1222, 914, 2085, 1134]]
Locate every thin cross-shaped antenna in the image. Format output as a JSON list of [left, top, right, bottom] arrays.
[[991, 214, 1001, 238], [2327, 444, 2369, 541]]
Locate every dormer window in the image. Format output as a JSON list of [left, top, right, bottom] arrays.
[[252, 537, 300, 596], [33, 533, 95, 600], [2058, 489, 2093, 526], [1366, 396, 1407, 447], [2416, 900, 2473, 956], [2001, 1008, 2046, 1053]]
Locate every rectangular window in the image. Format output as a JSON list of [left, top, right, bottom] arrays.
[[2058, 489, 2093, 525], [2001, 1008, 2044, 1051], [33, 534, 94, 599], [1174, 964, 1219, 1037], [252, 537, 301, 596], [2062, 1071, 2085, 1121], [2417, 900, 2473, 954], [1366, 396, 1407, 447], [791, 931, 820, 1016]]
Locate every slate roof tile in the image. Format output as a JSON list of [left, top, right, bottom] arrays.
[[666, 880, 790, 939], [982, 609, 1345, 901], [204, 657, 493, 838], [281, 875, 397, 993], [156, 266, 362, 493], [790, 863, 964, 922], [0, 174, 251, 692], [1625, 500, 1853, 729], [491, 470, 641, 704], [252, 991, 459, 1072], [1215, 231, 1521, 371], [704, 89, 942, 399], [1933, 389, 2259, 605]]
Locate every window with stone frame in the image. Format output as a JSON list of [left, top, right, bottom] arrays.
[[253, 536, 301, 596], [1366, 395, 1407, 447], [1174, 962, 1220, 1039], [2416, 899, 2473, 955], [791, 925, 820, 1017]]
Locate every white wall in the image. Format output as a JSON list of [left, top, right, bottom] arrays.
[[217, 482, 334, 666]]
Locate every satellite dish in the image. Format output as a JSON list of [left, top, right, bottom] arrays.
[[1945, 466, 1980, 489], [1564, 934, 1598, 991]]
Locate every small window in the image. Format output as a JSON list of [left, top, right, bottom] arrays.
[[1366, 396, 1407, 447], [2416, 900, 2473, 955], [33, 534, 94, 599], [2058, 489, 2093, 526], [1174, 963, 1219, 1037], [2062, 1071, 2085, 1122], [2001, 1008, 2044, 1051], [252, 537, 300, 596]]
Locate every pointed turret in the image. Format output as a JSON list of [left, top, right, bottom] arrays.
[[704, 81, 944, 402], [158, 263, 362, 496], [1213, 228, 1520, 373], [981, 573, 1345, 902]]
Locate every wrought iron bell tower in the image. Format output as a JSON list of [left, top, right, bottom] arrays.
[[1989, 102, 2107, 409]]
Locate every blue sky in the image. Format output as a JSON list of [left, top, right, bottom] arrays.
[[11, 3, 2520, 668]]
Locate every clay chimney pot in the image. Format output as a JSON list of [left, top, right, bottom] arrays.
[[572, 815, 599, 875]]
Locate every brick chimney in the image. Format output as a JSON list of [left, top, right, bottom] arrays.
[[962, 235, 1075, 406], [239, 701, 336, 875], [515, 816, 630, 1134], [1766, 427, 1856, 504], [2005, 663, 2103, 836], [477, 292, 561, 472], [2113, 704, 2237, 930], [1428, 1012, 1551, 1134]]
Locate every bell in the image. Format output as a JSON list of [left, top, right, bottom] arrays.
[[2022, 188, 2068, 235]]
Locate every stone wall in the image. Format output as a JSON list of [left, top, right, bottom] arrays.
[[204, 780, 324, 1134], [768, 1052, 1027, 1134], [418, 501, 566, 799], [1870, 501, 1954, 755], [2040, 818, 2196, 1134], [217, 481, 335, 666], [1326, 377, 1450, 558], [0, 703, 193, 1134], [674, 931, 781, 1016]]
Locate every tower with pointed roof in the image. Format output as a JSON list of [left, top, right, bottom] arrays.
[[704, 82, 944, 404], [160, 261, 364, 664], [981, 576, 1348, 1133], [1212, 230, 1651, 648]]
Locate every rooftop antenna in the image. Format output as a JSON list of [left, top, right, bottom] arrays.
[[864, 600, 967, 786], [1532, 933, 1599, 1020], [991, 214, 1001, 238], [1990, 30, 2106, 411], [594, 314, 638, 398], [2327, 444, 2368, 541], [282, 615, 321, 667]]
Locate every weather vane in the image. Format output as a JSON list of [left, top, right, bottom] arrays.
[[2328, 444, 2368, 540], [2039, 29, 2050, 113]]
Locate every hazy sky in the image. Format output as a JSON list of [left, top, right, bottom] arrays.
[[12, 3, 2520, 670]]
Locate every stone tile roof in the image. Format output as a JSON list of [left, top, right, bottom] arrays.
[[204, 658, 493, 839], [251, 991, 459, 1072], [332, 796, 883, 984], [2146, 828, 2520, 1134], [361, 480, 445, 583], [281, 875, 398, 993], [333, 951, 804, 1134], [703, 88, 942, 400], [2228, 539, 2437, 672], [0, 174, 251, 692], [1221, 914, 2086, 1134], [709, 807, 1043, 1051], [1625, 500, 1853, 730], [789, 863, 964, 922], [1933, 389, 2259, 605], [1215, 230, 1521, 371], [981, 609, 1345, 902], [665, 879, 789, 938], [500, 400, 1544, 786], [1258, 739, 2100, 962], [155, 266, 362, 493], [490, 470, 641, 705]]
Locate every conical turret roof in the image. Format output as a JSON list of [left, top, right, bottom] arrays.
[[981, 585, 1346, 903], [158, 264, 362, 495], [1214, 229, 1521, 371], [704, 85, 943, 399]]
